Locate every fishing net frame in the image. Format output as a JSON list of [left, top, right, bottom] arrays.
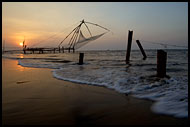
[[58, 19, 110, 50]]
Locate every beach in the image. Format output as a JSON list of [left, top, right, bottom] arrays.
[[2, 58, 188, 125]]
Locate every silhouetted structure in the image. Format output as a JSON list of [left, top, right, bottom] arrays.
[[126, 30, 133, 64], [79, 53, 84, 65], [22, 20, 110, 54], [136, 40, 147, 60], [157, 50, 167, 78]]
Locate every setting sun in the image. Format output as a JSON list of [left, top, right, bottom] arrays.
[[19, 43, 23, 46]]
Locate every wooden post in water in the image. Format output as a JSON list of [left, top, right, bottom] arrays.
[[59, 47, 61, 53], [23, 46, 26, 54], [136, 40, 147, 60], [126, 30, 133, 64], [157, 50, 167, 78], [79, 53, 84, 65], [73, 47, 75, 53], [3, 40, 5, 54], [68, 47, 70, 53], [23, 45, 26, 54], [62, 46, 64, 53]]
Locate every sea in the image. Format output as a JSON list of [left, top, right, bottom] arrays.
[[2, 49, 188, 118]]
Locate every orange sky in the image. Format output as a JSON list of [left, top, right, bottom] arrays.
[[2, 2, 188, 50]]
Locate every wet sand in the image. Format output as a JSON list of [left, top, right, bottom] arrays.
[[2, 58, 188, 125]]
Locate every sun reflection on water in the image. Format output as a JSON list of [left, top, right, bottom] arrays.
[[19, 54, 24, 59], [17, 64, 25, 72]]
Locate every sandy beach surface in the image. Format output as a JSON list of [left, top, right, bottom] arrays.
[[2, 58, 188, 125]]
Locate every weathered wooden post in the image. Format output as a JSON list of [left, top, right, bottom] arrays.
[[62, 46, 64, 53], [73, 47, 75, 53], [59, 47, 61, 53], [126, 30, 133, 64], [3, 40, 5, 54], [157, 50, 167, 78], [136, 40, 147, 60], [54, 48, 56, 53], [23, 45, 26, 54], [79, 53, 84, 65], [68, 47, 70, 53]]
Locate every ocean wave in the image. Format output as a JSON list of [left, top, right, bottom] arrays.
[[52, 63, 188, 118]]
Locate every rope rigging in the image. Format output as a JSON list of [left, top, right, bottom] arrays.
[[132, 38, 187, 48], [30, 21, 80, 47], [58, 19, 110, 49]]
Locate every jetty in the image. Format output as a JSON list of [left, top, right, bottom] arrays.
[[23, 47, 73, 54]]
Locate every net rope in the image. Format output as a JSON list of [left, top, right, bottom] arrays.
[[30, 21, 80, 47], [131, 38, 187, 49], [73, 31, 107, 49]]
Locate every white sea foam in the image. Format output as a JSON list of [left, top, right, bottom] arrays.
[[52, 63, 188, 118], [18, 59, 62, 69]]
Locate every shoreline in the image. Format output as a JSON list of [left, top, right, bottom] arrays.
[[2, 58, 188, 125]]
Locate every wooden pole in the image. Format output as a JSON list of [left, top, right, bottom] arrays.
[[23, 45, 26, 54], [62, 46, 64, 53], [59, 47, 60, 53], [3, 40, 5, 54], [79, 53, 84, 65], [73, 47, 75, 53], [157, 50, 167, 78], [68, 47, 70, 53], [136, 40, 147, 60], [126, 30, 133, 64]]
